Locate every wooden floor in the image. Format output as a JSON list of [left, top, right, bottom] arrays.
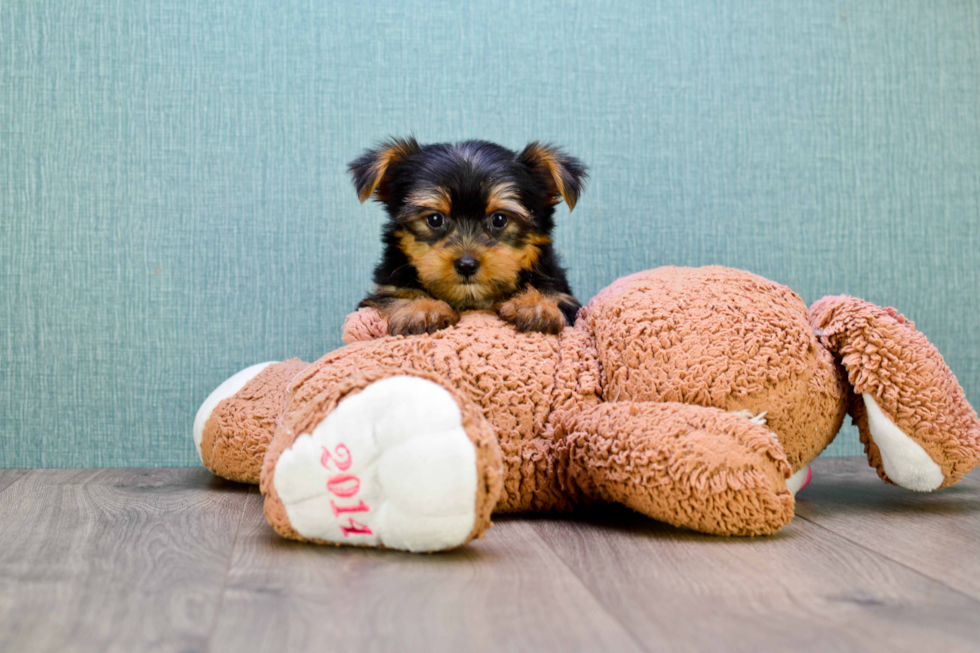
[[0, 458, 978, 653]]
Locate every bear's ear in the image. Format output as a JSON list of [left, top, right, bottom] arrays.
[[348, 137, 422, 203], [517, 142, 588, 211]]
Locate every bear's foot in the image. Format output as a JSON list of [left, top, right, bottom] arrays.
[[858, 393, 945, 491], [193, 361, 276, 460], [270, 376, 489, 552], [811, 294, 980, 489], [785, 463, 812, 495], [194, 359, 312, 484]]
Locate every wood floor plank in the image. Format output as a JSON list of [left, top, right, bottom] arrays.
[[208, 493, 644, 653], [0, 469, 29, 494], [0, 469, 249, 653], [795, 457, 980, 600], [5, 461, 978, 652], [531, 501, 980, 652]]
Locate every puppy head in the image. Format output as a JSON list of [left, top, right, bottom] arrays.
[[349, 139, 587, 308]]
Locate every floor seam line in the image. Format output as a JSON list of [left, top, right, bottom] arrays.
[[527, 522, 657, 653], [203, 485, 252, 652], [0, 470, 32, 495], [795, 513, 980, 606]]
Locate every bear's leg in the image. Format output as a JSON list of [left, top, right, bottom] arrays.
[[810, 296, 980, 489], [553, 402, 796, 536], [194, 358, 311, 484], [263, 373, 504, 552], [731, 408, 813, 495]]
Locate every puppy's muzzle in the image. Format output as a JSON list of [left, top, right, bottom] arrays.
[[454, 255, 480, 279]]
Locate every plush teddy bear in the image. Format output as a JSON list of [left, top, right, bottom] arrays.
[[193, 266, 980, 552]]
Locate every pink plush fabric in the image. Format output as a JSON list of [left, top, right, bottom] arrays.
[[342, 307, 391, 344]]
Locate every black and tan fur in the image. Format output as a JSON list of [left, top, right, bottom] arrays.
[[349, 138, 586, 336]]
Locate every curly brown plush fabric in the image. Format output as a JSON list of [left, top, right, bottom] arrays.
[[260, 364, 504, 547], [810, 295, 980, 487], [200, 358, 309, 484], [342, 307, 390, 344], [554, 402, 795, 535], [196, 266, 980, 547], [587, 267, 849, 473]]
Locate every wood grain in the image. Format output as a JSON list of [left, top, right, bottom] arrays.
[[2, 461, 980, 652], [795, 457, 980, 600], [530, 480, 980, 651], [0, 469, 28, 494], [0, 469, 249, 653], [208, 493, 644, 653]]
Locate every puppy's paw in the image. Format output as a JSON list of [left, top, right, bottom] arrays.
[[388, 298, 460, 336], [496, 289, 566, 335]]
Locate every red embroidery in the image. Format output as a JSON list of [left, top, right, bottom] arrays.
[[320, 444, 352, 471], [326, 474, 360, 498], [331, 499, 370, 517], [319, 441, 373, 537], [340, 518, 373, 537]]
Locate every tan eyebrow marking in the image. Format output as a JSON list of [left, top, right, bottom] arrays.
[[406, 187, 451, 215], [485, 182, 530, 219]]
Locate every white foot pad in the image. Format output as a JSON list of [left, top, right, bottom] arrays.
[[786, 464, 812, 496], [863, 393, 944, 491], [193, 361, 276, 460], [273, 376, 478, 552]]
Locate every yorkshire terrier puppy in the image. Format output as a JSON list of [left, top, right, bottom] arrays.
[[349, 137, 587, 336]]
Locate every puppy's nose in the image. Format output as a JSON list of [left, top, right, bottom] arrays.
[[454, 255, 480, 278]]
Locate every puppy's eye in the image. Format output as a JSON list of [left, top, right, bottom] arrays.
[[490, 213, 509, 229], [426, 213, 445, 229]]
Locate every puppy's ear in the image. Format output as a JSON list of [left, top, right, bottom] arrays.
[[348, 137, 421, 203], [517, 142, 588, 211]]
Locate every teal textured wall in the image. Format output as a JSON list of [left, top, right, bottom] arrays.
[[2, 0, 978, 467]]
